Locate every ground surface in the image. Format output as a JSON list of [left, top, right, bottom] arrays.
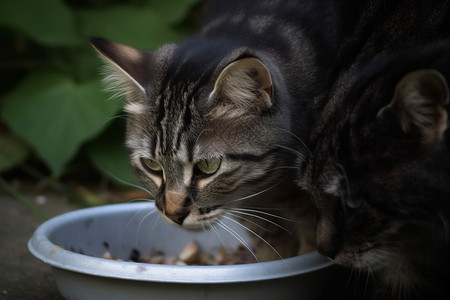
[[0, 188, 78, 300]]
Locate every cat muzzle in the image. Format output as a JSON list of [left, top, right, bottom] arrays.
[[165, 210, 189, 225], [316, 218, 340, 259]]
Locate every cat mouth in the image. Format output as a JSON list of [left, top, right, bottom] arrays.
[[179, 216, 221, 231], [176, 208, 223, 230], [189, 211, 222, 228], [157, 204, 222, 227]]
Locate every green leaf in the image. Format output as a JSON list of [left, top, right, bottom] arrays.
[[0, 131, 30, 173], [86, 119, 141, 188], [1, 70, 121, 177], [76, 5, 180, 50], [148, 0, 202, 25], [0, 0, 82, 46], [50, 44, 104, 82]]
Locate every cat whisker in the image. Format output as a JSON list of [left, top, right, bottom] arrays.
[[98, 167, 154, 198], [215, 219, 258, 263], [353, 255, 365, 298], [208, 221, 237, 257], [102, 114, 127, 126], [118, 205, 154, 244], [372, 247, 400, 259], [232, 207, 299, 223], [221, 215, 285, 262], [365, 261, 377, 298], [202, 222, 223, 249], [226, 210, 296, 237], [136, 209, 159, 246], [208, 221, 224, 245], [227, 180, 283, 204], [363, 262, 374, 300], [240, 206, 293, 212], [275, 144, 306, 160], [140, 211, 161, 247], [348, 270, 361, 299], [224, 211, 276, 233], [345, 266, 357, 291], [127, 197, 155, 203], [276, 128, 312, 157], [372, 249, 406, 268]]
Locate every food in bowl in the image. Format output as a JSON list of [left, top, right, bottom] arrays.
[[28, 202, 334, 300], [102, 240, 255, 265]]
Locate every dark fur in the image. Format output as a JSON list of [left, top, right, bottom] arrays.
[[298, 1, 450, 296]]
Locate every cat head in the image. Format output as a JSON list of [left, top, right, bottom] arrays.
[[90, 37, 293, 229], [300, 67, 450, 271]]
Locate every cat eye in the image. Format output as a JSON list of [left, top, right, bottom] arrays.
[[141, 158, 163, 174], [195, 157, 221, 176]]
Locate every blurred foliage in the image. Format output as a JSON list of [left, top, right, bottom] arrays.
[[0, 0, 203, 187]]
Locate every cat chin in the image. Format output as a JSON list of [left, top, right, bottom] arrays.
[[157, 207, 222, 231], [182, 217, 219, 231], [332, 249, 381, 271], [161, 216, 205, 231], [180, 224, 206, 231], [333, 248, 387, 272]]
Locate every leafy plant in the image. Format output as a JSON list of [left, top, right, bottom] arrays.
[[0, 0, 201, 186]]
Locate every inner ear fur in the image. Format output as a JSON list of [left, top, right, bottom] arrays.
[[212, 57, 273, 111], [90, 37, 151, 95], [379, 69, 449, 149]]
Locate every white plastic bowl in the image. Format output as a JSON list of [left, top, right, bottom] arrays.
[[28, 202, 333, 300]]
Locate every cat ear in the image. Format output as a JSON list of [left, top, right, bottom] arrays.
[[211, 57, 273, 112], [378, 69, 449, 148], [89, 37, 151, 96]]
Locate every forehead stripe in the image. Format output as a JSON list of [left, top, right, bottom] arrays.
[[226, 148, 277, 162], [155, 94, 166, 154]]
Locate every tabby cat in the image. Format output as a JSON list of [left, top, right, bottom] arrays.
[[89, 0, 339, 261], [297, 3, 450, 297]]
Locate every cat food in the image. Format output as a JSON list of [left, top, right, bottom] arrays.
[[102, 240, 255, 265]]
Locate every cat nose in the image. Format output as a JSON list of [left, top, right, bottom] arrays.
[[164, 191, 191, 225], [316, 218, 340, 259], [165, 210, 189, 225], [317, 240, 339, 259]]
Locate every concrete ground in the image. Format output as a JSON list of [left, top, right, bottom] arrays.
[[0, 188, 78, 300]]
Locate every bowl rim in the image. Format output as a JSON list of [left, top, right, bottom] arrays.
[[28, 202, 333, 284]]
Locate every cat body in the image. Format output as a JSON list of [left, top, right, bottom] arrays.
[[90, 0, 340, 261], [298, 3, 450, 296]]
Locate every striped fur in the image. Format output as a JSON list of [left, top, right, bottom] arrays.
[[299, 36, 450, 300], [89, 0, 342, 261]]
